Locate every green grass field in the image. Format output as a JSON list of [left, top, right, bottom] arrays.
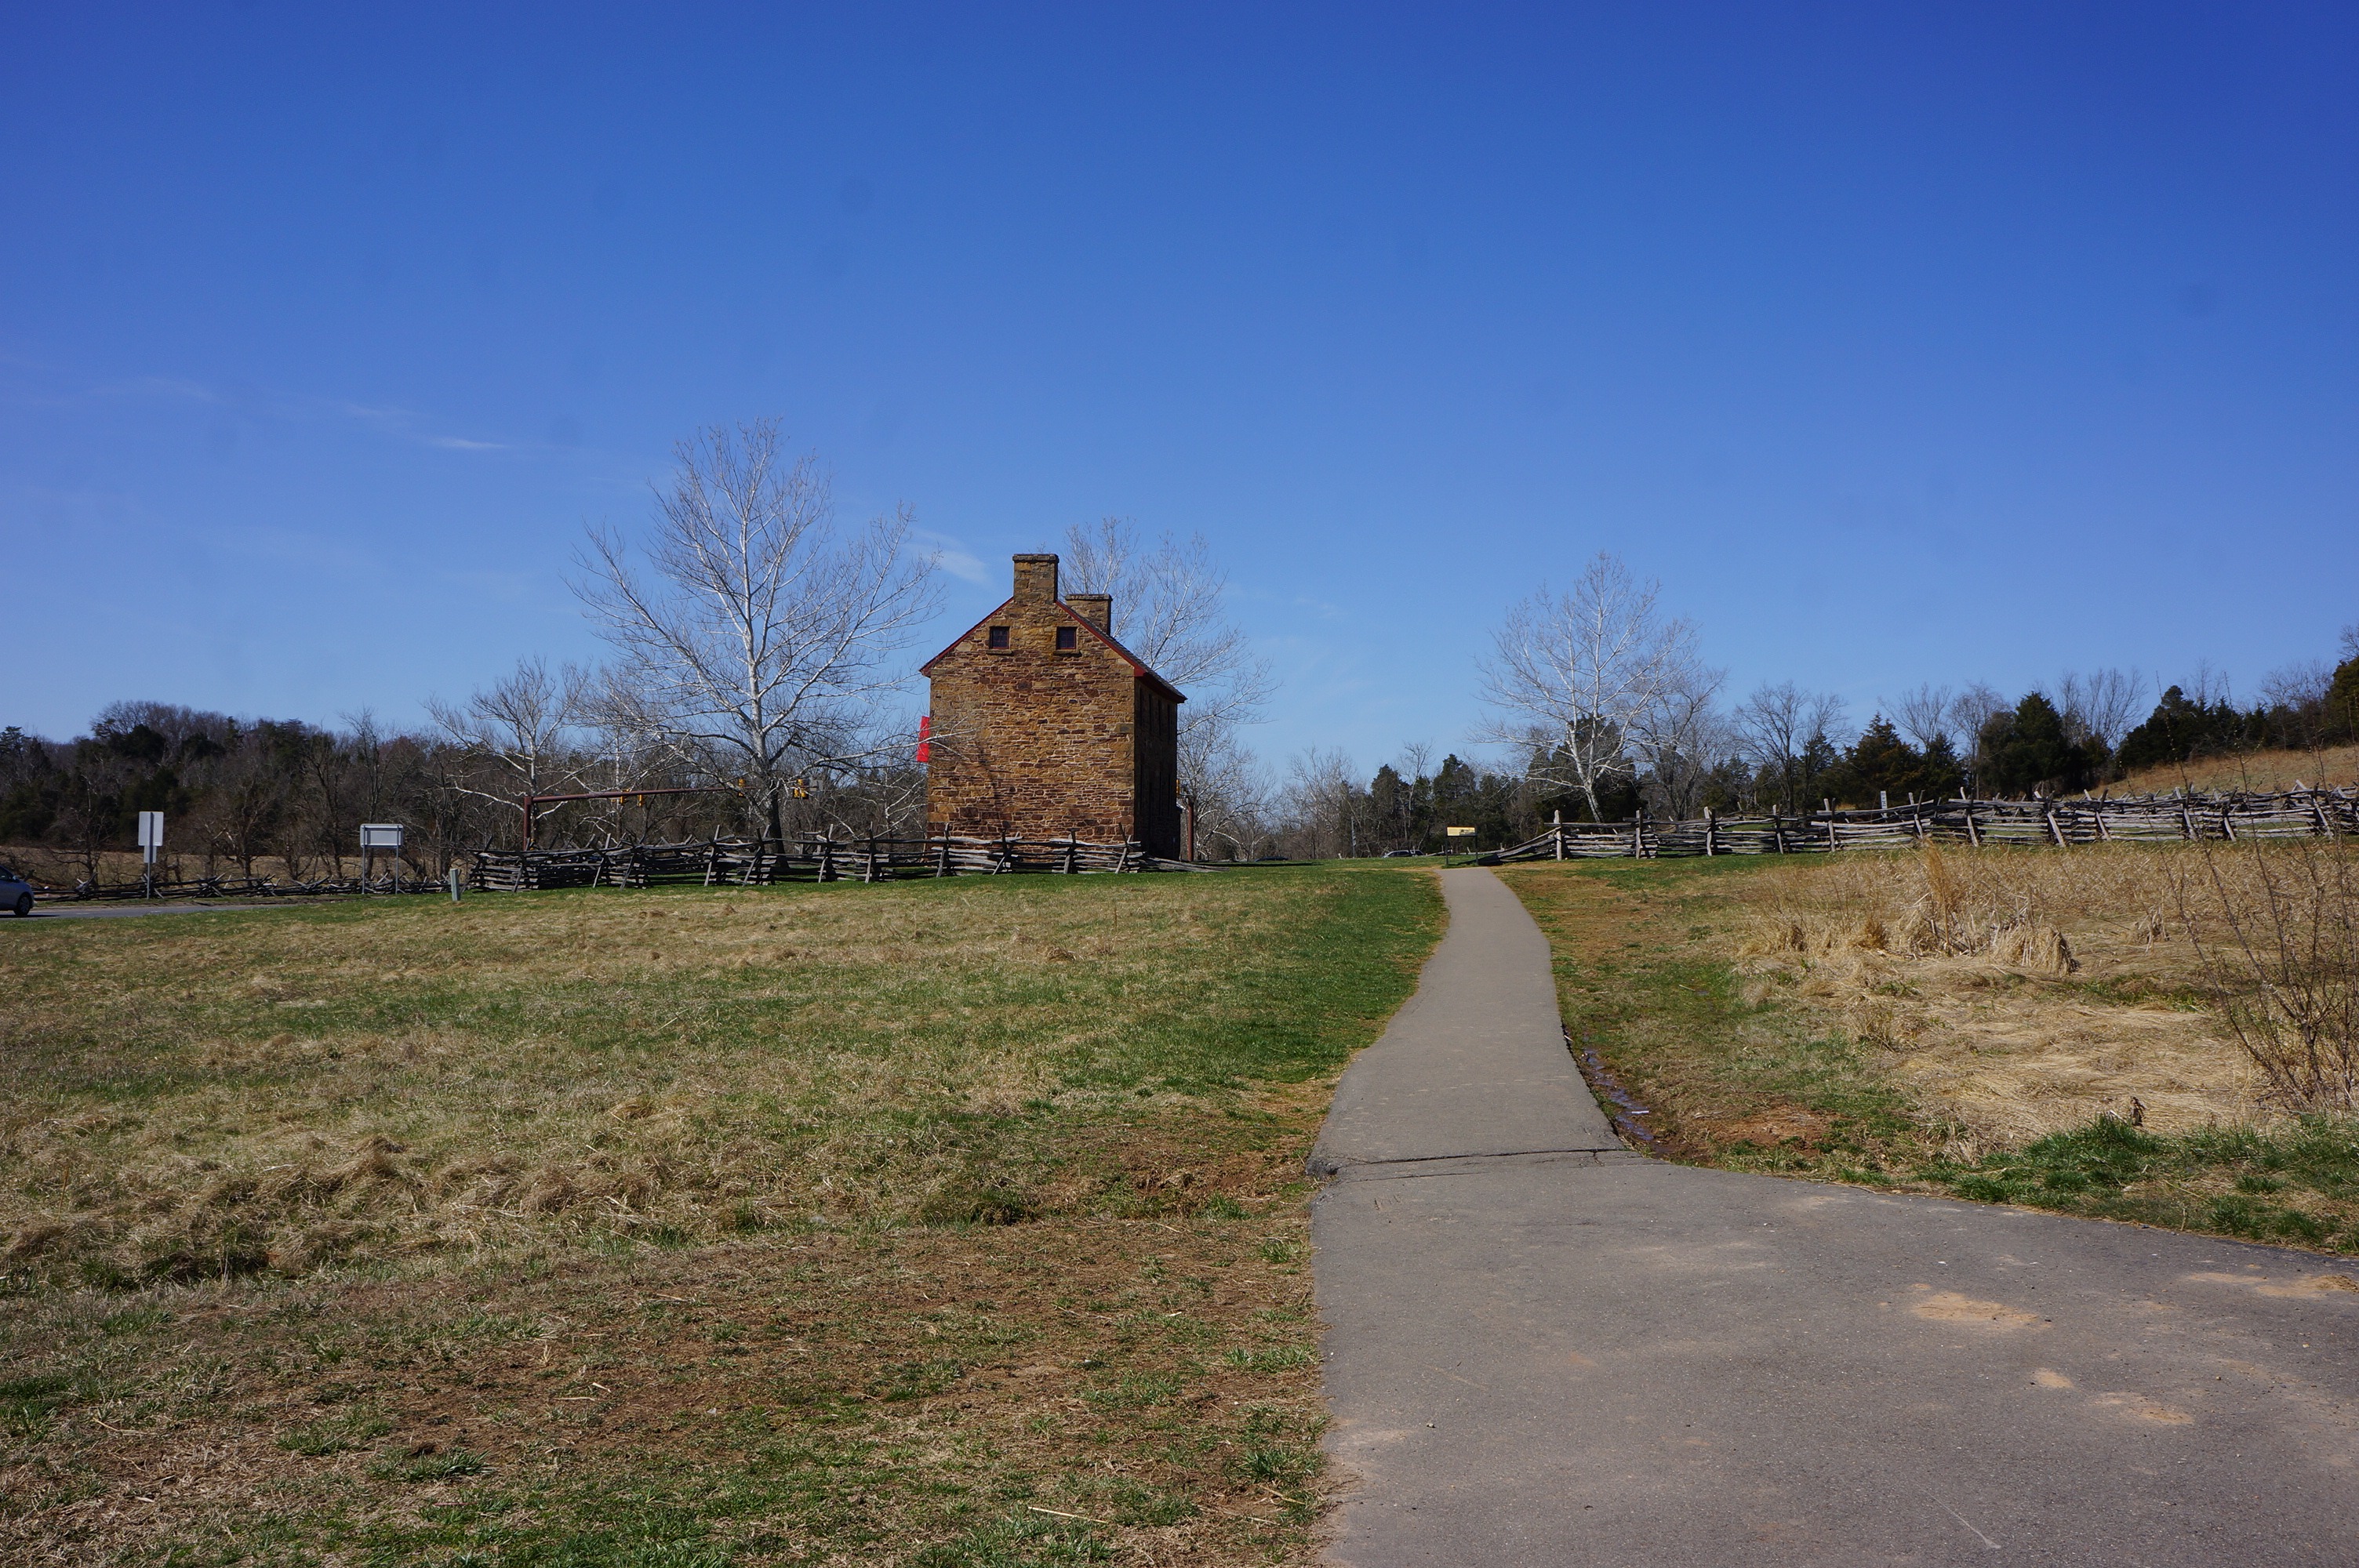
[[0, 863, 1441, 1566]]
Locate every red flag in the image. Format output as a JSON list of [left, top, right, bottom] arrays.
[[916, 714, 931, 764]]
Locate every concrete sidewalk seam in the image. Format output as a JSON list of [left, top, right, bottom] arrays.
[[1312, 1148, 1648, 1181]]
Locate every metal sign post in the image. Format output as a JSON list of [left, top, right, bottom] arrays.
[[359, 823, 405, 894], [137, 811, 164, 898], [1442, 825, 1475, 866]]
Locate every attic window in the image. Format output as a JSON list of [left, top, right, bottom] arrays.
[[987, 625, 1010, 648], [1056, 624, 1078, 651]]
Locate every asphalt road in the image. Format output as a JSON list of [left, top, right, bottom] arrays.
[[1310, 868, 2359, 1566], [10, 900, 337, 920]]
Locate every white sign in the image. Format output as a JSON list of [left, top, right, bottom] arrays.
[[137, 811, 164, 862], [359, 823, 405, 850], [1445, 826, 1477, 837]]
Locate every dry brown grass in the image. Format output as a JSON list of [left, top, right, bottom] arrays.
[[0, 1113, 1336, 1566], [1721, 842, 2355, 1149], [0, 876, 1364, 1287], [2115, 742, 2359, 797], [0, 866, 1442, 1563]]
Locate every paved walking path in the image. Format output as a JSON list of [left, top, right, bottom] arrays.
[[1310, 868, 2359, 1566]]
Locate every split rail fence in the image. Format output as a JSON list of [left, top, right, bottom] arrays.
[[470, 832, 1184, 891], [1487, 786, 2359, 864], [49, 870, 446, 903]]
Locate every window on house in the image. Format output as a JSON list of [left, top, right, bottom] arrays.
[[1056, 624, 1078, 651], [987, 625, 1009, 648]]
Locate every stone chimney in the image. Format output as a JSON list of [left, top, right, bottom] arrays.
[[1012, 553, 1060, 605], [1067, 593, 1112, 633]]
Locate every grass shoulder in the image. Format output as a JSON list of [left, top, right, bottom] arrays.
[[1499, 855, 2359, 1255]]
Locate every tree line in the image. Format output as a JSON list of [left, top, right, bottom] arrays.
[[1273, 556, 2358, 856], [8, 485, 2350, 872], [0, 419, 1278, 879]]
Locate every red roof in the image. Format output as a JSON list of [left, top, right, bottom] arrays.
[[920, 599, 1186, 704]]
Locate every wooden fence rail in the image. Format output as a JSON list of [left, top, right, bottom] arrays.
[[468, 833, 1187, 891], [49, 871, 445, 902], [1485, 786, 2359, 865]]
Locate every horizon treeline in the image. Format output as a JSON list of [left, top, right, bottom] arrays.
[[1274, 633, 2359, 856], [6, 634, 2355, 872], [0, 700, 929, 884]]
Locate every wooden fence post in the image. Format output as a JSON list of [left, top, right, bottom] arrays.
[[1703, 806, 1716, 857], [1552, 809, 1565, 861]]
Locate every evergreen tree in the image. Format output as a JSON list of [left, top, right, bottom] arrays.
[[2326, 657, 2359, 745], [1979, 692, 2095, 797], [2115, 686, 2254, 771]]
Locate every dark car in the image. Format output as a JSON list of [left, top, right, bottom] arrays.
[[1379, 848, 1422, 858], [0, 866, 33, 917]]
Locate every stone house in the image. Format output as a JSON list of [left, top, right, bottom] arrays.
[[921, 553, 1186, 857]]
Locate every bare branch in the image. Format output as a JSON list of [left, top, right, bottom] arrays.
[[572, 420, 940, 838], [1478, 554, 1706, 819], [1063, 514, 1276, 834]]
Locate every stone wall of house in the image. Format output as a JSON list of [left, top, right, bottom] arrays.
[[925, 554, 1176, 850]]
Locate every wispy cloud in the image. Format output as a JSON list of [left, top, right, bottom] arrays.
[[914, 528, 989, 586], [327, 399, 511, 452], [45, 369, 517, 454], [105, 374, 223, 405]]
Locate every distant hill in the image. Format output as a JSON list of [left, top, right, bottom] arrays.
[[2114, 742, 2359, 797]]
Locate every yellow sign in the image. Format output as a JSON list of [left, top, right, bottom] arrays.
[[1445, 826, 1476, 837]]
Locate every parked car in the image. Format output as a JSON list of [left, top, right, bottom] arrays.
[[0, 866, 33, 917], [1380, 848, 1422, 858]]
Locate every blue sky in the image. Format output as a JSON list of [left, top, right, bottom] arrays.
[[5, 4, 2354, 774]]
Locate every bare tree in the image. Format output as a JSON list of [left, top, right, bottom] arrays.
[[2186, 659, 2234, 708], [1061, 517, 1275, 802], [2261, 659, 2335, 713], [1632, 662, 1731, 819], [1479, 553, 1704, 822], [1948, 682, 2009, 760], [426, 656, 592, 848], [576, 420, 940, 840], [1732, 681, 1848, 811], [199, 734, 289, 878], [1891, 683, 1957, 753], [1283, 746, 1361, 859], [1187, 728, 1277, 861], [2058, 668, 2147, 753]]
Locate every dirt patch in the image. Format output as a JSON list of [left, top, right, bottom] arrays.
[[1907, 1289, 2045, 1330], [2088, 1392, 2194, 1425], [2183, 1270, 2359, 1300], [1702, 1108, 1836, 1150]]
